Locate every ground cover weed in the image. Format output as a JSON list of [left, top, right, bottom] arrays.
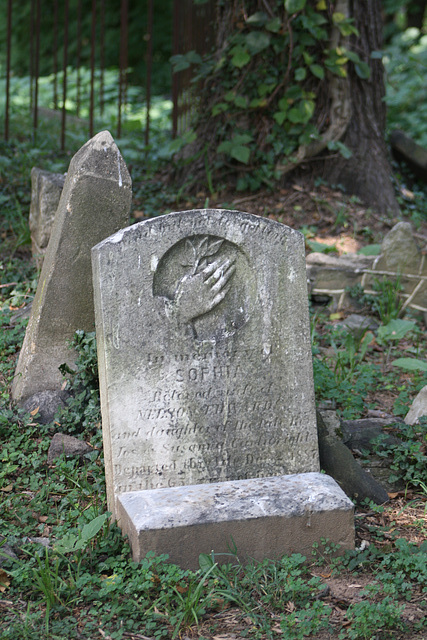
[[372, 417, 427, 488], [56, 330, 101, 437], [347, 277, 404, 324], [312, 320, 379, 418], [167, 563, 220, 638], [280, 600, 332, 639], [339, 596, 405, 639], [0, 314, 425, 638]]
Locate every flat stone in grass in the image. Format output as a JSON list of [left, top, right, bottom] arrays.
[[12, 131, 131, 408], [92, 209, 354, 566]]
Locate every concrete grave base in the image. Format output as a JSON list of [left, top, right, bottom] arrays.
[[116, 472, 354, 569]]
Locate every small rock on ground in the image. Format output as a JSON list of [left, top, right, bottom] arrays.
[[47, 432, 92, 464]]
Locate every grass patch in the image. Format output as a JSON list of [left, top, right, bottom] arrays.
[[1, 251, 426, 638]]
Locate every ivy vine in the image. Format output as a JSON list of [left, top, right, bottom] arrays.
[[171, 0, 372, 192]]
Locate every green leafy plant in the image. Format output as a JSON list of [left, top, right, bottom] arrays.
[[280, 600, 332, 639], [312, 322, 378, 418], [168, 562, 219, 638], [54, 513, 109, 556], [372, 417, 427, 487], [377, 318, 416, 343], [27, 547, 66, 634], [56, 330, 101, 436], [330, 327, 374, 383], [347, 277, 404, 324], [392, 356, 427, 372], [385, 28, 427, 147], [339, 596, 405, 639], [172, 1, 370, 191]]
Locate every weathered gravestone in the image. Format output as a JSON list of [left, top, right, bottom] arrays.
[[12, 131, 131, 409], [29, 167, 66, 270], [92, 209, 354, 568]]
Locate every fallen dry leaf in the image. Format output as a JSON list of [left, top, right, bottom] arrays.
[[1, 485, 13, 493], [175, 585, 188, 594], [30, 406, 40, 416], [0, 569, 10, 592]]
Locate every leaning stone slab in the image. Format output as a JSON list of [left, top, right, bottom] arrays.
[[92, 209, 320, 519], [12, 131, 131, 406], [29, 167, 66, 270], [117, 473, 354, 568], [317, 411, 389, 505]]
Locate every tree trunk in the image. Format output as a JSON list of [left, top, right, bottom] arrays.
[[318, 0, 400, 214], [177, 0, 400, 215]]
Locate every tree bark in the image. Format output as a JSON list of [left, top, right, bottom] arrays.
[[178, 0, 400, 215], [318, 0, 400, 214]]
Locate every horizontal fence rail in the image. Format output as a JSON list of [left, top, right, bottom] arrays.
[[1, 0, 216, 149]]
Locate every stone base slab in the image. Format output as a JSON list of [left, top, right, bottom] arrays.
[[116, 472, 354, 568]]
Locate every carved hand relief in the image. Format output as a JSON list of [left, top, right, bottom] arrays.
[[166, 238, 236, 325], [153, 234, 254, 341]]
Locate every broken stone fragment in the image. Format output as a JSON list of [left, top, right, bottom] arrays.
[[47, 432, 92, 464], [377, 221, 421, 273], [22, 389, 69, 424], [405, 385, 427, 425]]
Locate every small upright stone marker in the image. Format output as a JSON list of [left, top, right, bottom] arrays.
[[29, 167, 66, 270], [12, 131, 131, 407], [93, 209, 354, 567]]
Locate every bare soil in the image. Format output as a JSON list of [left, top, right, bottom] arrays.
[[133, 177, 427, 254]]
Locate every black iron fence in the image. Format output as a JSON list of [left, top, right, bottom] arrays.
[[1, 0, 215, 148]]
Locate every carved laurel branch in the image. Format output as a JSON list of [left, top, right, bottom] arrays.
[[180, 236, 224, 275]]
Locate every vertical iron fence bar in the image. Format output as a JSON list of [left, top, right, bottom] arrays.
[[61, 0, 69, 150], [53, 0, 58, 109], [4, 0, 12, 140], [100, 0, 105, 116], [89, 0, 97, 138], [172, 0, 179, 138], [76, 0, 82, 117], [145, 0, 153, 146], [118, 0, 128, 138], [124, 2, 129, 121], [183, 0, 192, 133], [33, 0, 41, 137], [29, 0, 35, 111]]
